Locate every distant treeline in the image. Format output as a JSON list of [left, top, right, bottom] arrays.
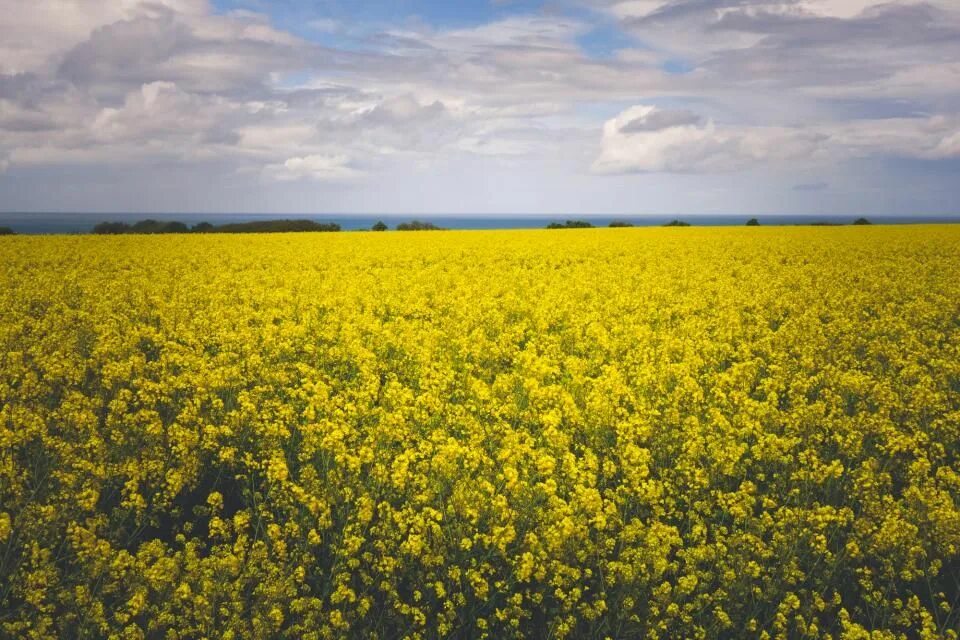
[[809, 218, 873, 226], [30, 216, 877, 236], [547, 220, 596, 229], [0, 226, 15, 236], [91, 218, 456, 234], [546, 217, 873, 229], [92, 219, 342, 234], [546, 219, 692, 228], [211, 220, 341, 233], [393, 220, 445, 231]]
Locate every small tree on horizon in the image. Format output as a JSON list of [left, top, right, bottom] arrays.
[[165, 221, 189, 233], [130, 219, 190, 234], [0, 226, 15, 235], [853, 217, 872, 225], [371, 220, 388, 231], [746, 218, 760, 226], [92, 221, 132, 234]]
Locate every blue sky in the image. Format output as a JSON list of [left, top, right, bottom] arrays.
[[0, 0, 958, 215], [214, 0, 550, 29]]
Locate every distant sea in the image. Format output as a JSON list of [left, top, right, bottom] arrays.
[[1, 213, 958, 235]]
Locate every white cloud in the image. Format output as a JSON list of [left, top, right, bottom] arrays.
[[265, 154, 362, 182], [932, 132, 960, 159], [91, 81, 236, 143], [0, 0, 958, 214], [590, 105, 793, 173], [593, 105, 960, 174], [0, 0, 209, 74]]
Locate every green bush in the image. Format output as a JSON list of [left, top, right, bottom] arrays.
[[130, 219, 187, 234], [92, 219, 341, 235], [213, 220, 340, 233], [546, 220, 594, 229], [92, 221, 133, 234], [396, 220, 444, 231]]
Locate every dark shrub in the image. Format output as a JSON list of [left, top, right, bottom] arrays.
[[93, 219, 340, 235], [853, 217, 872, 225], [609, 220, 634, 228], [0, 226, 15, 235], [130, 219, 166, 234], [93, 221, 132, 234], [165, 221, 190, 234], [213, 220, 340, 233], [127, 219, 189, 234], [746, 218, 760, 226], [396, 220, 443, 231], [371, 221, 388, 231], [546, 220, 594, 229], [664, 219, 691, 227]]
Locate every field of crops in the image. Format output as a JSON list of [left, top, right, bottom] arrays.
[[1, 227, 959, 639]]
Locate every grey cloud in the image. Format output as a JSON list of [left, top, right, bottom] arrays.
[[793, 181, 828, 191], [1, 0, 958, 214], [199, 128, 242, 145], [56, 7, 321, 99], [306, 94, 464, 156], [357, 95, 447, 127], [0, 73, 74, 114], [281, 86, 369, 109], [704, 2, 960, 88], [620, 108, 701, 132], [0, 110, 57, 132], [58, 12, 196, 90], [708, 2, 956, 47], [615, 0, 960, 97], [594, 103, 960, 175], [0, 73, 42, 101]]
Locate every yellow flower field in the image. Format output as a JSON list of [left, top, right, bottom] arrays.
[[1, 227, 959, 639]]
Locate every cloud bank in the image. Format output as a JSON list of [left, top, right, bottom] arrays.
[[0, 0, 957, 214]]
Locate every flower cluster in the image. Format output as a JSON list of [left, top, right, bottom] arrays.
[[1, 227, 959, 638]]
